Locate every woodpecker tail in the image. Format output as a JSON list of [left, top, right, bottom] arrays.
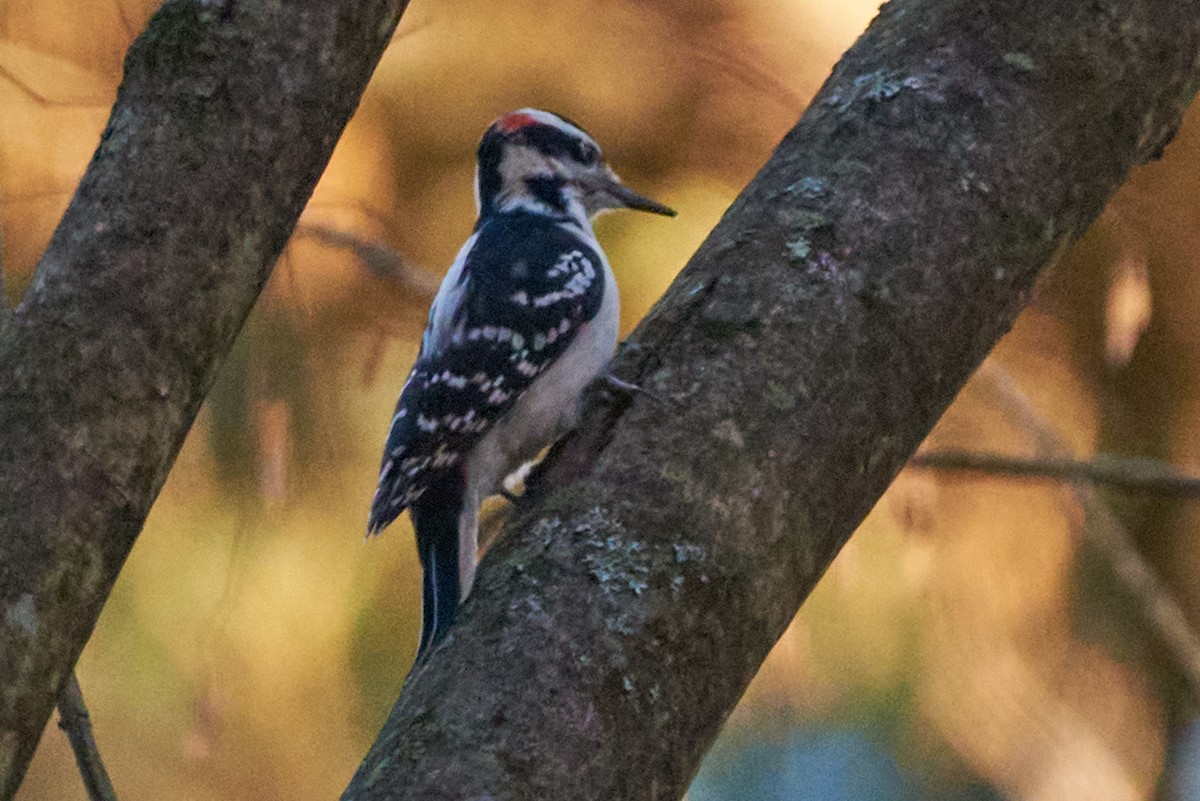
[[410, 488, 465, 662]]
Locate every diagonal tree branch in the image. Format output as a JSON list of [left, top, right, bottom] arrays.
[[0, 1, 412, 795], [0, 231, 116, 801], [344, 0, 1200, 798], [3, 250, 119, 801]]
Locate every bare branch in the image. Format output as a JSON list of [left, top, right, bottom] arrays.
[[296, 223, 440, 296], [0, 64, 109, 109], [56, 674, 118, 801], [910, 448, 1200, 499], [977, 363, 1200, 701]]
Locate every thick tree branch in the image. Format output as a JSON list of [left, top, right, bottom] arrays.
[[345, 1, 1200, 799], [0, 234, 9, 333], [0, 1, 411, 795]]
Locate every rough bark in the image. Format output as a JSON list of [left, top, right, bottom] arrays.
[[0, 235, 10, 330], [0, 1, 409, 795], [344, 0, 1200, 799]]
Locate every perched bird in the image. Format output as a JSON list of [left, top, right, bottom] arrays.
[[367, 108, 674, 660]]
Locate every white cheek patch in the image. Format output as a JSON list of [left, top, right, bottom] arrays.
[[500, 146, 555, 189]]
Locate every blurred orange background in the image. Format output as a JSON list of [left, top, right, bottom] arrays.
[[4, 1, 1199, 799]]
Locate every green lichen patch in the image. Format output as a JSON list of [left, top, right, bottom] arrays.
[[766, 380, 798, 412], [672, 543, 707, 563], [659, 460, 692, 485], [827, 69, 906, 109], [958, 171, 993, 193], [3, 595, 38, 638], [784, 209, 829, 230], [710, 418, 746, 449], [583, 534, 650, 597], [1002, 52, 1036, 71], [787, 237, 811, 261], [786, 176, 829, 199], [571, 508, 653, 600], [783, 209, 833, 266]]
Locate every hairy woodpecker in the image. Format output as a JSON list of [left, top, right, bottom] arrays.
[[367, 108, 674, 660]]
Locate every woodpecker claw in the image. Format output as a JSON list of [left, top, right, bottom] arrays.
[[602, 374, 642, 395], [598, 372, 667, 404]]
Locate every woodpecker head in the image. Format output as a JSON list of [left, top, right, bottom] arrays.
[[475, 108, 675, 222]]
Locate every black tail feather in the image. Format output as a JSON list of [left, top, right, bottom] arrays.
[[410, 492, 463, 662]]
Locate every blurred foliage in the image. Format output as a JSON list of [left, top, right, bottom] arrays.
[[4, 1, 1200, 799]]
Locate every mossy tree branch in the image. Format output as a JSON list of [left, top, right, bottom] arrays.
[[344, 0, 1200, 798], [0, 1, 410, 795]]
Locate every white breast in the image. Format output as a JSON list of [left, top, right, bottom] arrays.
[[422, 233, 478, 356], [453, 224, 619, 598]]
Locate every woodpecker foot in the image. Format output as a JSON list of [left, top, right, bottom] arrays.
[[602, 374, 642, 396], [599, 372, 668, 405]]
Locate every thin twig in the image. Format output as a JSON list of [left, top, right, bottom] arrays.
[[296, 223, 440, 296], [911, 449, 1200, 499], [965, 363, 1200, 701], [0, 64, 111, 109], [57, 673, 118, 801]]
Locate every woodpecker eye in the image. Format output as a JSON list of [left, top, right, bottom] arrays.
[[577, 143, 600, 165]]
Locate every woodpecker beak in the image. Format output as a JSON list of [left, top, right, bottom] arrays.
[[583, 169, 676, 217], [605, 180, 677, 217]]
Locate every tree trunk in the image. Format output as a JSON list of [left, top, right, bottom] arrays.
[[0, 2, 410, 796], [343, 1, 1200, 799]]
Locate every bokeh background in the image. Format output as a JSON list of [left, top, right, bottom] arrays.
[[3, 1, 1200, 799]]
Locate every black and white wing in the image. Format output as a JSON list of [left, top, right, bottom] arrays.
[[367, 212, 607, 534]]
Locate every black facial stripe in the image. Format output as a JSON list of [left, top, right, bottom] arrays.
[[476, 133, 505, 217], [521, 125, 579, 162], [525, 176, 568, 213]]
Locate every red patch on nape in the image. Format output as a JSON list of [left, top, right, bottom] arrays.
[[493, 111, 540, 133]]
